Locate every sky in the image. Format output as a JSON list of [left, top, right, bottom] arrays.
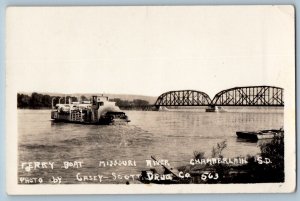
[[6, 6, 295, 97]]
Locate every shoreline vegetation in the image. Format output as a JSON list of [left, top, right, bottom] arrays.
[[190, 137, 284, 183], [140, 136, 284, 184], [183, 136, 284, 183], [17, 92, 152, 110]]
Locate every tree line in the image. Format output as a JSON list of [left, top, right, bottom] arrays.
[[17, 93, 54, 109], [110, 98, 149, 107], [17, 93, 149, 109]]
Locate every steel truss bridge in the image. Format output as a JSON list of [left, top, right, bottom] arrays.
[[154, 86, 284, 107]]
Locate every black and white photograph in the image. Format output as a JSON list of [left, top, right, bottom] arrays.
[[6, 6, 295, 194]]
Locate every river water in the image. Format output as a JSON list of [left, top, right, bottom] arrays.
[[18, 108, 283, 184]]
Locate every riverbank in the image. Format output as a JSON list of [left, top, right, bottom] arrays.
[[140, 136, 284, 184]]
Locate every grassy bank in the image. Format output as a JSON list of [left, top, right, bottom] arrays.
[[178, 136, 284, 183]]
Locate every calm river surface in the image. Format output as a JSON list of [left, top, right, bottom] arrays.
[[18, 108, 283, 184]]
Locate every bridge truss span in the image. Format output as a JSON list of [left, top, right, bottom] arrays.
[[211, 86, 284, 106], [155, 90, 212, 106]]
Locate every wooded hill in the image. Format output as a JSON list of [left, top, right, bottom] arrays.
[[17, 92, 157, 109]]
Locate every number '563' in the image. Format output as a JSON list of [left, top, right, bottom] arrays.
[[201, 172, 219, 181]]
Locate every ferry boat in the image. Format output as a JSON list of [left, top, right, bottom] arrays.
[[236, 128, 284, 140], [51, 95, 130, 125]]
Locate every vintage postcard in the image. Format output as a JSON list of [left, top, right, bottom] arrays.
[[6, 6, 295, 194]]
